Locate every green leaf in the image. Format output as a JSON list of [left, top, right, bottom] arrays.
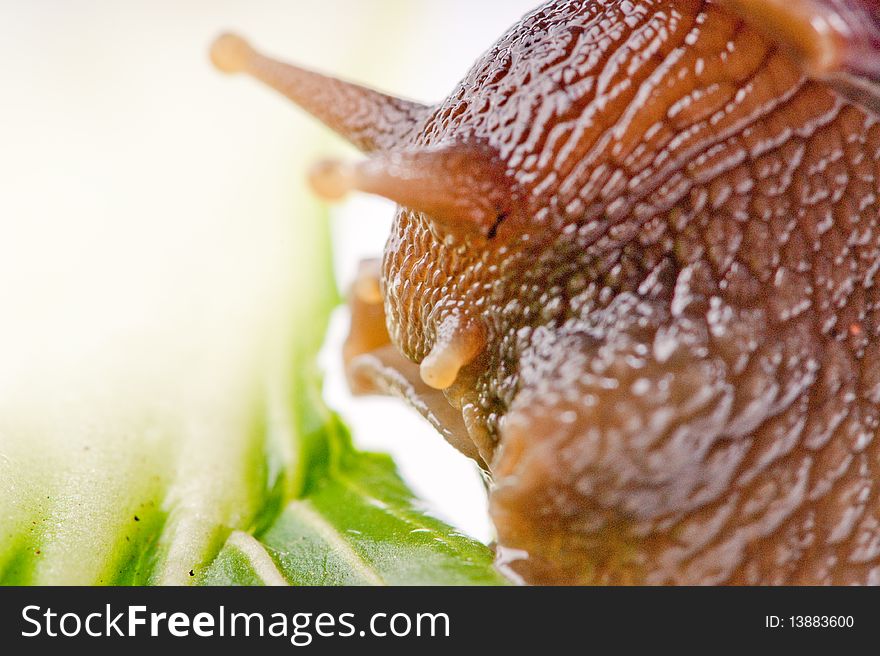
[[200, 415, 507, 586], [0, 199, 506, 587]]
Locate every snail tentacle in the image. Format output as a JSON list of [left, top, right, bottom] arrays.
[[309, 143, 517, 239], [210, 33, 428, 153], [717, 0, 880, 112], [420, 313, 487, 391]]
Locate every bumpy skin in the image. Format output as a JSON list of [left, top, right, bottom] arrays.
[[380, 0, 880, 585], [216, 0, 880, 584]]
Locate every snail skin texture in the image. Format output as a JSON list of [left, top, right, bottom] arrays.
[[213, 0, 880, 585]]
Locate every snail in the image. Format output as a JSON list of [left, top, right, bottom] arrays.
[[211, 0, 880, 585]]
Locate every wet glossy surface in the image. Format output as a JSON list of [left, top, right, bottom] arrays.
[[380, 0, 880, 585], [216, 0, 880, 584]]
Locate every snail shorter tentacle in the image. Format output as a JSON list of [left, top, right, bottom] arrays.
[[420, 314, 487, 391], [352, 259, 384, 306]]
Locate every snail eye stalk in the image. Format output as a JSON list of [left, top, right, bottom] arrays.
[[718, 0, 880, 113], [308, 143, 518, 240], [210, 33, 429, 153]]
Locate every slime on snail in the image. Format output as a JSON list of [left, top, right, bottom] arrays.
[[212, 0, 880, 585]]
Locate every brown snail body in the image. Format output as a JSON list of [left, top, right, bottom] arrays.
[[213, 0, 880, 585]]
